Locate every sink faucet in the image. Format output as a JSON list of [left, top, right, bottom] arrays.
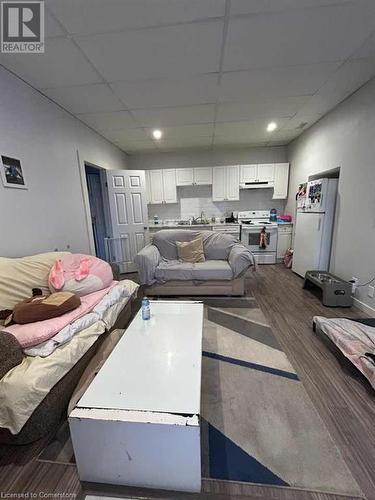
[[192, 211, 205, 224]]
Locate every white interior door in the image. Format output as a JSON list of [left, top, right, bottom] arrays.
[[107, 170, 149, 273], [292, 212, 323, 277]]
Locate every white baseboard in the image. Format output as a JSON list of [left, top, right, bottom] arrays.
[[353, 297, 375, 316]]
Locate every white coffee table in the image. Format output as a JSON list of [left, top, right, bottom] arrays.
[[69, 300, 203, 492]]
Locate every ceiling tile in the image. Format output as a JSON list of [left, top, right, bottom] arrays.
[[43, 84, 124, 114], [77, 21, 223, 82], [281, 113, 322, 131], [317, 56, 375, 96], [102, 128, 150, 143], [223, 3, 375, 71], [75, 21, 223, 81], [230, 0, 356, 16], [353, 31, 375, 58], [145, 124, 214, 140], [0, 38, 101, 88], [47, 0, 225, 34], [110, 74, 219, 109], [116, 140, 157, 152], [156, 137, 213, 149], [214, 118, 290, 142], [216, 96, 309, 122], [132, 104, 216, 127], [213, 136, 268, 146], [219, 63, 340, 102], [77, 110, 138, 131], [45, 11, 66, 37]]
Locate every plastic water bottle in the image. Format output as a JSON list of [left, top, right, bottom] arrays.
[[142, 297, 151, 320]]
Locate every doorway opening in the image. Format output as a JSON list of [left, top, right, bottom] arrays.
[[84, 163, 110, 261]]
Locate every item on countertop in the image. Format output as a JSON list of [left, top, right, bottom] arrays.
[[225, 212, 237, 223], [142, 297, 150, 320], [153, 215, 159, 225], [278, 214, 293, 222], [270, 208, 277, 222], [49, 254, 113, 296], [176, 237, 205, 263], [259, 227, 267, 249]]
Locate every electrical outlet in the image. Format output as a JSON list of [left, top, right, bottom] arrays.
[[368, 285, 375, 298]]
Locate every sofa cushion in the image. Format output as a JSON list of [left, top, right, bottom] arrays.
[[0, 252, 70, 310], [176, 237, 205, 263], [191, 261, 233, 280], [152, 229, 237, 261], [155, 261, 194, 281], [154, 260, 233, 282], [153, 230, 207, 260], [203, 232, 238, 260]]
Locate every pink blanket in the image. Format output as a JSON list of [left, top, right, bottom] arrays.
[[4, 282, 117, 348]]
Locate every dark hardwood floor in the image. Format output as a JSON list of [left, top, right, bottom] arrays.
[[1, 265, 374, 500]]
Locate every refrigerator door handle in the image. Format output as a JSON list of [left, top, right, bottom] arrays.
[[318, 217, 322, 231]]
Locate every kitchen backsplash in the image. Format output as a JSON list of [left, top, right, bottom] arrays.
[[147, 185, 286, 220]]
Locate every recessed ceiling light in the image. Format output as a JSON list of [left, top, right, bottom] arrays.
[[266, 122, 277, 132], [152, 129, 163, 140]]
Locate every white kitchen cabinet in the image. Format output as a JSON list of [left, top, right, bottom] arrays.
[[145, 170, 151, 204], [226, 165, 240, 200], [175, 167, 212, 186], [240, 165, 257, 183], [277, 224, 293, 259], [240, 164, 274, 183], [257, 164, 275, 181], [176, 168, 194, 186], [194, 167, 212, 185], [149, 170, 164, 204], [148, 169, 177, 204], [273, 163, 290, 199], [162, 169, 177, 203], [212, 166, 239, 201]]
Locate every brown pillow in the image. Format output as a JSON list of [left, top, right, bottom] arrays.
[[176, 237, 205, 263], [12, 292, 81, 324]]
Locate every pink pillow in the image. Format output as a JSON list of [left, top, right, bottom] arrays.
[[49, 254, 113, 296]]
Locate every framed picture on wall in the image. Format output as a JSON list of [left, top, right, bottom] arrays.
[[0, 155, 28, 189]]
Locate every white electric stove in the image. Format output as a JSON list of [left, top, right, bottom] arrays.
[[238, 210, 278, 264]]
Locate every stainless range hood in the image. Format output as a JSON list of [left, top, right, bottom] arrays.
[[240, 180, 274, 189]]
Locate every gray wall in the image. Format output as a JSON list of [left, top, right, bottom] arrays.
[[287, 77, 375, 312], [128, 146, 287, 169], [0, 67, 128, 257], [129, 146, 288, 219]]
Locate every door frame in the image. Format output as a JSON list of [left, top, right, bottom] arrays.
[[77, 150, 112, 257]]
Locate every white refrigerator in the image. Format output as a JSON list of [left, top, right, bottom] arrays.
[[292, 178, 338, 277]]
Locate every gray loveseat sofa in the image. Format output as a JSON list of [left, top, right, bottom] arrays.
[[135, 229, 255, 296]]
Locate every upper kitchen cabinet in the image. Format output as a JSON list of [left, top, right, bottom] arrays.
[[148, 169, 177, 204], [212, 166, 239, 201], [175, 168, 194, 186], [240, 164, 274, 183], [272, 163, 290, 199], [194, 167, 212, 185], [240, 164, 257, 183], [176, 167, 212, 186], [257, 164, 275, 182]]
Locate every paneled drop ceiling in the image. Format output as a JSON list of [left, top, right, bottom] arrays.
[[1, 0, 375, 153]]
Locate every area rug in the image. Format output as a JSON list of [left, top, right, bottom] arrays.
[[200, 297, 363, 497], [38, 296, 363, 497]]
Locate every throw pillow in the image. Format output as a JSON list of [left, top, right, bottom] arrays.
[[176, 237, 205, 263]]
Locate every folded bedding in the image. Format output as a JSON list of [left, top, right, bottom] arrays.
[[0, 280, 139, 435], [3, 282, 119, 348], [23, 280, 138, 357]]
